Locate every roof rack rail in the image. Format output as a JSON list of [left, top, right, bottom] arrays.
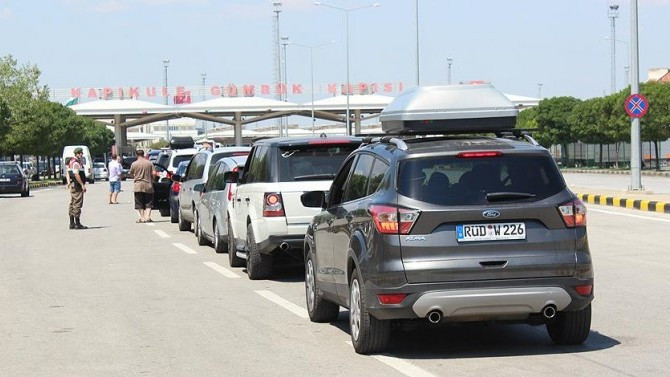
[[361, 136, 408, 151], [494, 128, 540, 146]]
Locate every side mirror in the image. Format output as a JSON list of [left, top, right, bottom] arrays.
[[153, 163, 167, 172], [194, 183, 205, 192], [301, 191, 326, 209], [171, 174, 182, 182], [223, 171, 239, 184]]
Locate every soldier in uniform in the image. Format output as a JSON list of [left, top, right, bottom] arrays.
[[67, 148, 88, 229]]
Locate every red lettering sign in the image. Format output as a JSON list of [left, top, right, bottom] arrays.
[[118, 88, 124, 99], [129, 87, 140, 99], [359, 83, 369, 94], [243, 85, 255, 97], [227, 84, 238, 97], [383, 83, 393, 93], [71, 88, 81, 98], [87, 88, 97, 98], [146, 87, 157, 97], [398, 82, 404, 92], [102, 87, 113, 99], [328, 84, 337, 95], [176, 86, 186, 96], [292, 84, 303, 95], [371, 83, 379, 93], [211, 86, 221, 96], [261, 85, 270, 95], [161, 87, 169, 97], [275, 83, 286, 95]]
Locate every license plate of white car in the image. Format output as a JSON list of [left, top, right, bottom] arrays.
[[456, 222, 526, 242]]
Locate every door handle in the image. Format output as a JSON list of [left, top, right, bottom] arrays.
[[236, 198, 241, 202], [345, 213, 354, 222], [479, 261, 507, 268], [245, 198, 250, 202]]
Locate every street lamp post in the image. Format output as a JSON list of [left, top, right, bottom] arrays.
[[447, 57, 453, 84], [608, 3, 620, 93], [415, 0, 420, 86], [163, 59, 170, 141], [630, 0, 642, 190], [291, 40, 336, 135], [281, 35, 290, 136], [201, 73, 207, 138], [273, 1, 283, 136], [537, 83, 543, 99], [314, 1, 381, 136]]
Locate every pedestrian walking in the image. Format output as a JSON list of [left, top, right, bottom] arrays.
[[108, 154, 122, 204], [129, 149, 154, 223], [67, 147, 88, 230]]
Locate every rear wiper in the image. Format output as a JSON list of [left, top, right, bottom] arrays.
[[485, 192, 536, 202], [294, 174, 336, 181]]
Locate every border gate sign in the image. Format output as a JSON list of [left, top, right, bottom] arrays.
[[625, 93, 649, 118]]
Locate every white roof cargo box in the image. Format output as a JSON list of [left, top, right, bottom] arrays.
[[380, 84, 518, 134]]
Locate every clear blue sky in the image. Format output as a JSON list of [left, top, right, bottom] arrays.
[[1, 0, 669, 103]]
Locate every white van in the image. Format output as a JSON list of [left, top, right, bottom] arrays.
[[61, 145, 94, 184]]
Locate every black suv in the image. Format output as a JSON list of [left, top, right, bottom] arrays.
[[300, 85, 593, 354]]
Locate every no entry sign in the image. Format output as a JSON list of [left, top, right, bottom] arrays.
[[625, 93, 649, 118]]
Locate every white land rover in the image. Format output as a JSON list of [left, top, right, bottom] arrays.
[[226, 136, 362, 279]]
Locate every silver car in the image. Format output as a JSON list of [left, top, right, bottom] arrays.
[[195, 156, 247, 257], [93, 162, 108, 181]]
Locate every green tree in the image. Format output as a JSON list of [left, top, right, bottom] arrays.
[[83, 118, 115, 156], [640, 82, 670, 169], [516, 107, 538, 129], [535, 96, 582, 165]]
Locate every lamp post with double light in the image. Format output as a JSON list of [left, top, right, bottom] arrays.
[[291, 40, 336, 135], [314, 1, 381, 136]]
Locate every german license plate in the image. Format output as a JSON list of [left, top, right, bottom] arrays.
[[456, 222, 526, 242], [0, 178, 10, 182]]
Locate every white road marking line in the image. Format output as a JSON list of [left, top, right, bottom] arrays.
[[154, 230, 170, 238], [145, 223, 156, 227], [203, 262, 240, 279], [345, 341, 437, 377], [589, 208, 670, 223], [255, 290, 308, 319], [172, 243, 197, 254]]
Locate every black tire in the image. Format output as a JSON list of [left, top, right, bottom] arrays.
[[159, 208, 170, 217], [246, 223, 273, 280], [305, 249, 339, 322], [547, 304, 592, 345], [213, 219, 227, 254], [195, 211, 207, 245], [178, 209, 190, 231], [228, 220, 245, 268], [170, 206, 178, 224], [349, 269, 390, 354]]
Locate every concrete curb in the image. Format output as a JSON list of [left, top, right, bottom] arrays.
[[563, 169, 670, 177], [29, 181, 63, 189], [575, 193, 670, 215]]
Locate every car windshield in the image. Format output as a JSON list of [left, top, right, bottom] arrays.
[[0, 164, 20, 174], [278, 144, 358, 181], [397, 154, 565, 205], [172, 154, 194, 168], [95, 163, 105, 168]]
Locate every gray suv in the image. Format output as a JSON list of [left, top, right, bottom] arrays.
[[300, 85, 594, 354]]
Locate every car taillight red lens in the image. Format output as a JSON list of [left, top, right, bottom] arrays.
[[456, 151, 503, 158], [557, 199, 587, 227], [172, 182, 181, 194], [369, 205, 420, 235], [575, 285, 593, 296], [263, 192, 285, 217], [377, 293, 407, 305]]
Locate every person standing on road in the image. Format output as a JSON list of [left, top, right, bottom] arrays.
[[108, 154, 123, 204], [129, 150, 154, 223], [67, 148, 88, 230]]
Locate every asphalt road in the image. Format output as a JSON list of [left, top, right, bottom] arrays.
[[1, 181, 669, 377]]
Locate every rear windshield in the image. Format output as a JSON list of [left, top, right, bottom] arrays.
[[211, 151, 249, 167], [278, 144, 358, 181], [172, 154, 194, 168], [397, 154, 565, 205], [0, 164, 20, 174]]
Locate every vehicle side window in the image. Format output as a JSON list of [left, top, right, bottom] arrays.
[[342, 154, 375, 203], [244, 146, 270, 184], [327, 157, 356, 208], [205, 164, 222, 191], [367, 158, 389, 196], [184, 156, 199, 181]]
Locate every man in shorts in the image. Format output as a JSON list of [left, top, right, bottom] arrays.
[[129, 150, 155, 223], [108, 154, 123, 204]]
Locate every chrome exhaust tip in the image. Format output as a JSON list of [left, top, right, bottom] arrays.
[[279, 242, 290, 251], [542, 305, 557, 319], [427, 310, 443, 324]]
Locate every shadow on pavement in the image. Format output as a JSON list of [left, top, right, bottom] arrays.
[[328, 313, 620, 358]]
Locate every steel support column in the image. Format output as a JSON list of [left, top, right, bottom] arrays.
[[354, 109, 362, 135], [234, 112, 243, 146]]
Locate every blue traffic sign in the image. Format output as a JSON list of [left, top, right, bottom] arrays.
[[625, 94, 649, 118]]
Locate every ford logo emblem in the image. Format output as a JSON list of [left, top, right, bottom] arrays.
[[482, 210, 500, 219]]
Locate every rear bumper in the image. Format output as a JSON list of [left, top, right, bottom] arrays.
[[0, 184, 24, 193], [257, 235, 305, 254], [364, 277, 594, 321]]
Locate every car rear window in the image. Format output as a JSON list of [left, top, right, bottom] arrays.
[[278, 144, 359, 182], [172, 154, 194, 168], [397, 154, 565, 205], [0, 164, 20, 174]]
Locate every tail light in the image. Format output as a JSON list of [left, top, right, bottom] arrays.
[[378, 293, 407, 305], [172, 181, 181, 194], [557, 199, 587, 227], [575, 285, 593, 296], [263, 192, 285, 217], [369, 205, 420, 235], [166, 171, 173, 180], [227, 167, 238, 201]]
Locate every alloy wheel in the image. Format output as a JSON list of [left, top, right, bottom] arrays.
[[306, 259, 316, 311], [350, 279, 361, 341]]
